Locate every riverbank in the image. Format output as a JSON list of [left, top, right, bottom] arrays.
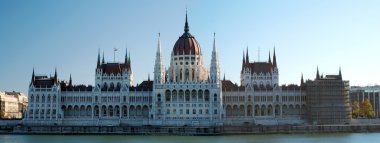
[[0, 124, 379, 135], [2, 119, 380, 135]]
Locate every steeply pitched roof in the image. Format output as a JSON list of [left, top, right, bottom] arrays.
[[100, 62, 131, 75], [32, 76, 56, 88], [245, 62, 273, 74]]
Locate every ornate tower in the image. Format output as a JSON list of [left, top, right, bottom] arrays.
[[210, 33, 220, 85], [167, 11, 208, 83], [154, 33, 165, 84]]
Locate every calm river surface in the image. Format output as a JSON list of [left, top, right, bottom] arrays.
[[1, 133, 380, 143]]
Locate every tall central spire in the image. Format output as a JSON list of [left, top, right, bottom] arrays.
[[184, 10, 189, 33], [154, 33, 165, 84], [210, 32, 220, 84]]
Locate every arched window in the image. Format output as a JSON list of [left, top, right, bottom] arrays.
[[205, 90, 210, 102], [102, 82, 108, 91], [191, 90, 196, 102], [172, 90, 177, 102], [116, 82, 121, 91], [198, 90, 203, 102], [179, 90, 184, 102], [165, 90, 171, 102], [185, 69, 189, 81], [109, 82, 114, 91], [185, 90, 190, 102]]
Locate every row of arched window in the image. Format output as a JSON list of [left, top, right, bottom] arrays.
[[101, 82, 122, 91], [30, 94, 57, 103], [225, 104, 306, 117], [161, 89, 217, 102]]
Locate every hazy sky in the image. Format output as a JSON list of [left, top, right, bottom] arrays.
[[0, 0, 379, 94]]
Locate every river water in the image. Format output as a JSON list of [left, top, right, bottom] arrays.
[[0, 133, 379, 143]]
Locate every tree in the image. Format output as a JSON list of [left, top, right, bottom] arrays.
[[360, 99, 375, 118], [351, 100, 360, 118]]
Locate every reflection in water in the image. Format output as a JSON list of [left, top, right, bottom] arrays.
[[0, 133, 379, 143]]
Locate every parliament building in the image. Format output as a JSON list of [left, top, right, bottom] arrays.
[[24, 14, 351, 126]]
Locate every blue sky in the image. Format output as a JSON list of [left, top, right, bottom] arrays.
[[0, 0, 379, 93]]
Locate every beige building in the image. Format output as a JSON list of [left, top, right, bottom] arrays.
[[0, 91, 28, 119]]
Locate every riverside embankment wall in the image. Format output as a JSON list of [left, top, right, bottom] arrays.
[[1, 124, 379, 135]]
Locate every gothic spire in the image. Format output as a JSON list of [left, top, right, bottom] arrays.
[[246, 46, 249, 63], [339, 67, 342, 79], [210, 32, 220, 84], [268, 51, 272, 64], [54, 68, 58, 83], [125, 47, 128, 64], [154, 32, 165, 84], [242, 50, 245, 70], [128, 51, 131, 65], [184, 10, 189, 33], [301, 73, 304, 85], [97, 49, 101, 68], [212, 32, 217, 53], [69, 74, 72, 87], [31, 68, 35, 85], [102, 52, 105, 64], [316, 66, 320, 79], [273, 46, 277, 67]]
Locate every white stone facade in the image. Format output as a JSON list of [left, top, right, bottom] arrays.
[[24, 15, 307, 126]]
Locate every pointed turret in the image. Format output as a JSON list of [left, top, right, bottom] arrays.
[[301, 73, 304, 85], [243, 51, 246, 65], [273, 46, 277, 68], [128, 52, 131, 65], [241, 51, 246, 73], [246, 46, 249, 63], [339, 67, 342, 79], [268, 51, 272, 64], [30, 68, 35, 86], [165, 68, 168, 83], [54, 68, 58, 84], [102, 52, 105, 64], [124, 48, 128, 65], [210, 32, 220, 84], [69, 74, 72, 87], [154, 33, 165, 84], [223, 73, 226, 81], [316, 66, 320, 79], [97, 49, 101, 68], [127, 51, 132, 72]]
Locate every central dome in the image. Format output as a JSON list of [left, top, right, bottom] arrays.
[[172, 13, 201, 56]]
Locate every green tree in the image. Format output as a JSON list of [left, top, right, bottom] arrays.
[[351, 100, 360, 118], [360, 99, 375, 118]]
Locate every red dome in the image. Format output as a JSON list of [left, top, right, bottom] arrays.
[[172, 33, 201, 56], [172, 13, 201, 56]]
